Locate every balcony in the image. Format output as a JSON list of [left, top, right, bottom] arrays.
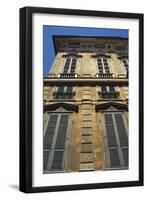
[[57, 73, 78, 78], [98, 91, 120, 99], [96, 73, 114, 78], [53, 92, 75, 100]]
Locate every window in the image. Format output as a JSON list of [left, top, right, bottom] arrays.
[[63, 57, 77, 73], [97, 57, 110, 73], [103, 112, 128, 168], [122, 58, 129, 71], [54, 86, 74, 99], [43, 113, 70, 172], [99, 86, 119, 98]]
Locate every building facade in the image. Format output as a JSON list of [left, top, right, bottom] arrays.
[[43, 36, 129, 173]]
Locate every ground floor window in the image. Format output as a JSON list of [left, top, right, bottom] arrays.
[[103, 112, 128, 169], [43, 113, 70, 172]]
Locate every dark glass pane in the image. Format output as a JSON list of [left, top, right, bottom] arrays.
[[51, 151, 64, 170], [101, 86, 107, 93], [57, 87, 64, 94], [109, 86, 115, 93], [109, 149, 121, 167], [66, 87, 73, 94], [63, 58, 71, 72]]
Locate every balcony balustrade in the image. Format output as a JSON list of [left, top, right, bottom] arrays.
[[53, 92, 75, 99], [98, 91, 120, 99], [96, 73, 114, 78], [57, 73, 78, 78]]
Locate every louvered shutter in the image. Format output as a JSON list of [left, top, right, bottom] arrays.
[[104, 113, 120, 167], [43, 115, 58, 171], [63, 58, 71, 73], [51, 114, 69, 170], [66, 86, 73, 99], [114, 113, 128, 167], [97, 58, 103, 73], [70, 58, 77, 73], [56, 86, 64, 99], [103, 58, 110, 73]]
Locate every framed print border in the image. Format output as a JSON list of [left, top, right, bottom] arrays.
[[19, 6, 144, 193]]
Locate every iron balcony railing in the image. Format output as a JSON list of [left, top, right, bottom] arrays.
[[96, 73, 114, 78], [53, 92, 75, 100], [98, 91, 120, 99], [57, 73, 78, 78]]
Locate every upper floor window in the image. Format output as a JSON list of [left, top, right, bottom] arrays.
[[122, 58, 129, 71], [103, 112, 128, 169], [98, 86, 119, 99], [43, 113, 70, 172], [97, 57, 110, 74], [53, 86, 74, 99], [63, 57, 77, 73]]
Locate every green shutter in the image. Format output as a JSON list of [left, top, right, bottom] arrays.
[[63, 58, 71, 73], [104, 112, 128, 168], [43, 115, 58, 171], [43, 114, 70, 172], [104, 113, 120, 168], [70, 58, 77, 73]]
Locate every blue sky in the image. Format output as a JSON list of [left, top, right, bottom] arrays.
[[43, 25, 128, 76]]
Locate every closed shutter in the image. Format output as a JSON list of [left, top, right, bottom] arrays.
[[97, 58, 103, 73], [104, 112, 128, 168], [43, 115, 58, 171], [51, 114, 69, 170], [114, 113, 128, 167], [104, 113, 120, 167], [97, 57, 110, 73], [70, 58, 77, 73], [103, 58, 110, 73], [43, 114, 70, 172], [66, 86, 73, 99], [63, 58, 71, 73]]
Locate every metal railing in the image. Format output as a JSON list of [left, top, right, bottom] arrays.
[[53, 92, 75, 99], [98, 91, 120, 99], [96, 73, 114, 78], [57, 73, 78, 78]]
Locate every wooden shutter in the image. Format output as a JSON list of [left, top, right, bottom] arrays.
[[97, 58, 103, 73], [114, 113, 128, 167], [63, 58, 71, 73], [70, 58, 77, 73], [43, 115, 58, 171], [103, 58, 110, 73], [56, 86, 64, 99], [51, 114, 69, 170], [104, 113, 120, 167], [104, 112, 128, 168]]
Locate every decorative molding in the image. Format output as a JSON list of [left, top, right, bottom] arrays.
[[95, 101, 128, 111], [44, 102, 79, 112]]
